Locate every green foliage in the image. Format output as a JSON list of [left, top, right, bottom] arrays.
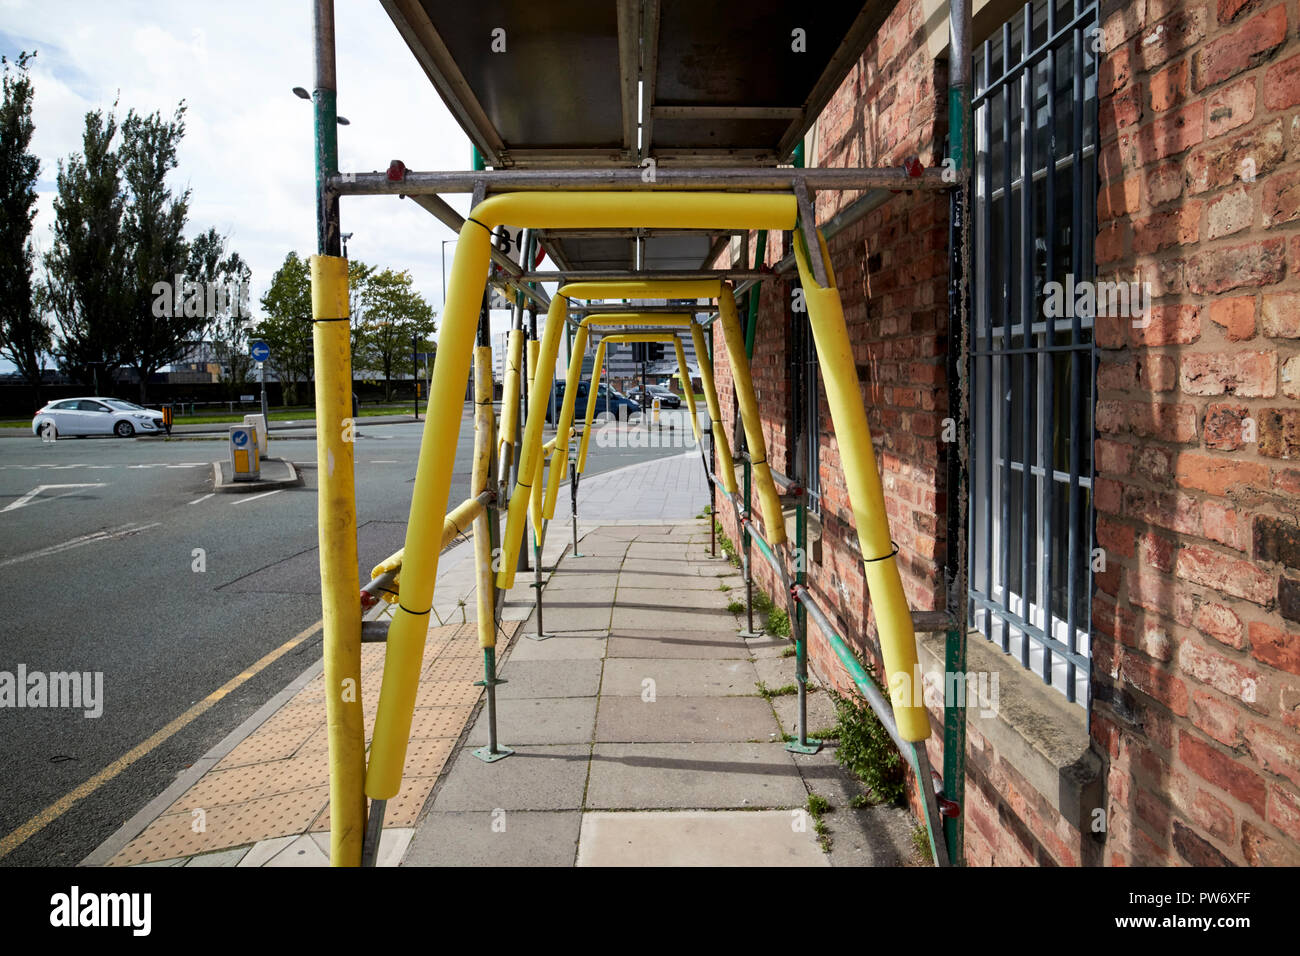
[[44, 106, 129, 390], [806, 793, 831, 817], [256, 252, 314, 405], [355, 267, 437, 400], [190, 228, 253, 391], [0, 51, 49, 395], [828, 686, 907, 805], [766, 606, 791, 638], [44, 94, 224, 400], [755, 681, 796, 700], [726, 599, 744, 614], [781, 646, 796, 658]]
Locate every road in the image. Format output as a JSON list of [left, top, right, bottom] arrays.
[[0, 407, 702, 866]]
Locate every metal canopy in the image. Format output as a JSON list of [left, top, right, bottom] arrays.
[[378, 0, 901, 276], [381, 0, 897, 169]]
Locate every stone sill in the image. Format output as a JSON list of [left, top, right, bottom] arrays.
[[917, 628, 1103, 834]]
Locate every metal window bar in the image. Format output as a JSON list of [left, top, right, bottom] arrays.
[[968, 0, 1098, 704], [791, 279, 823, 518]]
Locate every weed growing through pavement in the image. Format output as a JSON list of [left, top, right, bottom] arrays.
[[828, 682, 907, 805]]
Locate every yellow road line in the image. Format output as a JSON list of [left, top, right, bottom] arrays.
[[0, 620, 324, 861]]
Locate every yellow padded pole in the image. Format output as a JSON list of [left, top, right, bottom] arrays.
[[309, 254, 365, 865], [499, 278, 747, 591], [673, 338, 701, 444], [793, 227, 927, 743], [370, 193, 796, 798], [575, 313, 692, 473], [365, 226, 491, 799], [577, 336, 610, 474], [718, 286, 786, 546], [543, 323, 590, 520], [497, 329, 524, 463], [690, 321, 737, 496], [370, 493, 489, 595], [472, 347, 496, 649]]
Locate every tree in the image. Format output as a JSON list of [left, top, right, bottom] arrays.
[[44, 106, 130, 392], [117, 104, 196, 401], [0, 52, 50, 402], [190, 227, 253, 392], [356, 268, 436, 401], [256, 252, 314, 405]]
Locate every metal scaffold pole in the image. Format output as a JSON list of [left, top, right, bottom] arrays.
[[309, 0, 367, 869]]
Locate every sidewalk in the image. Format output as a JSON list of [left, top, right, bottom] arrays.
[[85, 451, 916, 866]]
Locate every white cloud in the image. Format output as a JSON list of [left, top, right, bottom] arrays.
[[3, 0, 551, 370]]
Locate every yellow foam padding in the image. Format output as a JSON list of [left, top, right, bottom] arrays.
[[577, 336, 610, 474], [471, 192, 795, 235], [365, 232, 491, 799], [310, 254, 350, 321], [793, 228, 927, 743], [369, 494, 488, 600], [496, 329, 523, 459], [309, 253, 365, 864], [544, 323, 590, 520], [471, 347, 496, 649], [718, 287, 786, 546], [690, 321, 737, 496], [498, 277, 748, 591], [367, 195, 795, 799], [673, 338, 702, 444]]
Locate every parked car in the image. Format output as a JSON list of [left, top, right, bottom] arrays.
[[626, 384, 682, 409], [31, 397, 169, 438], [544, 381, 641, 423]]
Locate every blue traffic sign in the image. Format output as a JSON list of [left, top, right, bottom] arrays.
[[250, 340, 270, 362], [232, 430, 249, 447]]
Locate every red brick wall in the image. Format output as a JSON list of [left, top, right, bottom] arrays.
[[1094, 0, 1300, 865]]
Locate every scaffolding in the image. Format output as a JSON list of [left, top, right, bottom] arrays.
[[308, 0, 972, 867]]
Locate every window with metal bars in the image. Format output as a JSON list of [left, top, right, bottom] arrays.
[[968, 0, 1099, 705], [791, 283, 823, 517]]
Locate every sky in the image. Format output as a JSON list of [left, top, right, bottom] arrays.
[[1, 0, 546, 371]]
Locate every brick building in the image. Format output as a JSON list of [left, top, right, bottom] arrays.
[[713, 0, 1300, 866]]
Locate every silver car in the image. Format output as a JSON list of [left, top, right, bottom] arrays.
[[31, 398, 169, 439]]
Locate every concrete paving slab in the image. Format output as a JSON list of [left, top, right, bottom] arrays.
[[496, 659, 604, 699], [596, 696, 779, 742], [610, 603, 739, 632], [607, 628, 749, 659], [403, 810, 581, 866], [465, 696, 597, 746], [600, 659, 759, 698], [586, 742, 808, 809], [746, 633, 793, 658], [527, 603, 613, 632], [183, 846, 249, 867], [430, 744, 591, 812], [544, 571, 620, 591], [505, 632, 608, 661], [575, 810, 829, 867], [617, 569, 740, 589], [615, 586, 734, 610], [770, 686, 838, 738]]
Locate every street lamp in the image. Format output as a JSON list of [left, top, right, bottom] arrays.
[[292, 87, 350, 125]]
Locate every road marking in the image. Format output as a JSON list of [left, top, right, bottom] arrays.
[[1, 483, 106, 513], [233, 489, 282, 505], [369, 459, 400, 464], [0, 619, 325, 862], [188, 493, 215, 505], [0, 522, 161, 569]]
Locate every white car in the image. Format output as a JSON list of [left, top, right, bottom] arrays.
[[31, 398, 169, 439]]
